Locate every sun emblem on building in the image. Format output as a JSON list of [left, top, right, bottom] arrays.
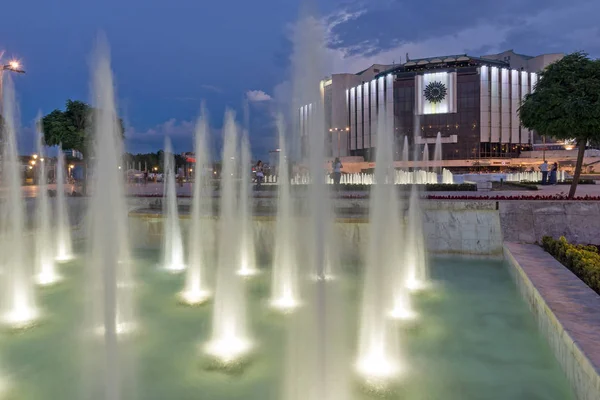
[[424, 81, 447, 104]]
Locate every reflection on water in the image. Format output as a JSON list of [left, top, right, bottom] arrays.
[[0, 250, 574, 400]]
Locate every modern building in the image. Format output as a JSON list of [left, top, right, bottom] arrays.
[[300, 50, 565, 163], [300, 64, 393, 158]]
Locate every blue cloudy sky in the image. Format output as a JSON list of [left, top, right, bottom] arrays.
[[1, 0, 599, 158]]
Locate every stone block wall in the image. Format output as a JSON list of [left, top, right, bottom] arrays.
[[500, 202, 600, 245], [127, 200, 505, 257], [422, 201, 503, 256]]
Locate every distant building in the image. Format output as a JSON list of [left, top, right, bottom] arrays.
[[480, 50, 564, 74], [63, 149, 84, 160], [299, 50, 565, 161]]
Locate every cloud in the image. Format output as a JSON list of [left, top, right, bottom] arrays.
[[326, 22, 511, 74], [323, 0, 600, 70], [125, 119, 196, 154], [246, 90, 272, 102]]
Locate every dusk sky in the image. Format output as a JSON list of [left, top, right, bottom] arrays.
[[1, 0, 599, 158]]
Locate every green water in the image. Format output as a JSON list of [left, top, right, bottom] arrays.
[[0, 252, 574, 400]]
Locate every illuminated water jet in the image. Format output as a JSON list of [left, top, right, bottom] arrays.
[[162, 137, 186, 273], [404, 184, 429, 293], [55, 144, 74, 262], [206, 111, 253, 365], [181, 111, 212, 305], [35, 120, 61, 286], [0, 75, 39, 329], [237, 130, 258, 277], [356, 110, 407, 385], [83, 38, 136, 399], [270, 116, 300, 313]]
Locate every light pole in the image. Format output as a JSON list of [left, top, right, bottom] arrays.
[[0, 58, 26, 114]]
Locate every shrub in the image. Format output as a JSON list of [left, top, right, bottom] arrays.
[[252, 183, 477, 192], [541, 236, 600, 295], [427, 194, 600, 200], [521, 179, 596, 185], [495, 181, 539, 191]]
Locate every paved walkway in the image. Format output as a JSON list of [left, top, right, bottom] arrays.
[[505, 243, 600, 400]]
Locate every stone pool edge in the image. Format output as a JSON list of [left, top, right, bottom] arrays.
[[504, 242, 600, 400]]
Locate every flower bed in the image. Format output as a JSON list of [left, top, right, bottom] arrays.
[[426, 194, 600, 201], [541, 236, 600, 295]]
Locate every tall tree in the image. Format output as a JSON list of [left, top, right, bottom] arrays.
[[520, 52, 600, 198], [42, 99, 125, 157]]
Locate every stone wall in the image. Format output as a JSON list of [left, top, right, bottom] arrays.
[[127, 200, 505, 257], [422, 201, 503, 256], [499, 201, 600, 245], [44, 196, 600, 252]]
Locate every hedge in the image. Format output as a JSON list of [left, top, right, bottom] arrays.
[[495, 181, 539, 190], [541, 236, 600, 295], [521, 179, 596, 185], [251, 183, 477, 192]]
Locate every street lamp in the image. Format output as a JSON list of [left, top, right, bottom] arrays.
[[0, 56, 26, 113]]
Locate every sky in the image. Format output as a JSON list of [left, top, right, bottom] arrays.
[[1, 0, 599, 159]]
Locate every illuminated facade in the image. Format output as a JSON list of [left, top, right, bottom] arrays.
[[345, 51, 563, 160], [298, 51, 563, 161], [299, 64, 393, 158]]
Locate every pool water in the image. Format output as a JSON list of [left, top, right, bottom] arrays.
[[0, 251, 574, 400]]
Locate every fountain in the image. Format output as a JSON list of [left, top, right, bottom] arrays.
[[281, 11, 350, 400], [422, 142, 430, 172], [433, 131, 442, 174], [83, 38, 136, 399], [162, 137, 186, 272], [180, 113, 211, 305], [442, 168, 454, 184], [403, 110, 431, 293], [34, 120, 61, 285], [55, 144, 74, 262], [237, 130, 258, 277], [404, 185, 429, 292], [0, 75, 39, 329], [356, 110, 411, 386], [270, 115, 300, 312], [205, 111, 253, 364]]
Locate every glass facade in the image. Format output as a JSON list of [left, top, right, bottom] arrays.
[[394, 68, 482, 160], [393, 66, 529, 160]]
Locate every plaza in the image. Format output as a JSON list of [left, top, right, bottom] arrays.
[[0, 4, 599, 400]]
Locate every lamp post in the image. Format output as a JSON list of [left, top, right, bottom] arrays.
[[0, 58, 26, 113]]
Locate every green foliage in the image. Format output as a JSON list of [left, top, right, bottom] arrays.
[[494, 181, 539, 191], [519, 52, 600, 198], [521, 179, 596, 185], [251, 183, 477, 192], [42, 99, 125, 156], [542, 236, 600, 295], [519, 52, 600, 142]]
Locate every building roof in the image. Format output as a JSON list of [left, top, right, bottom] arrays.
[[373, 53, 509, 79]]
